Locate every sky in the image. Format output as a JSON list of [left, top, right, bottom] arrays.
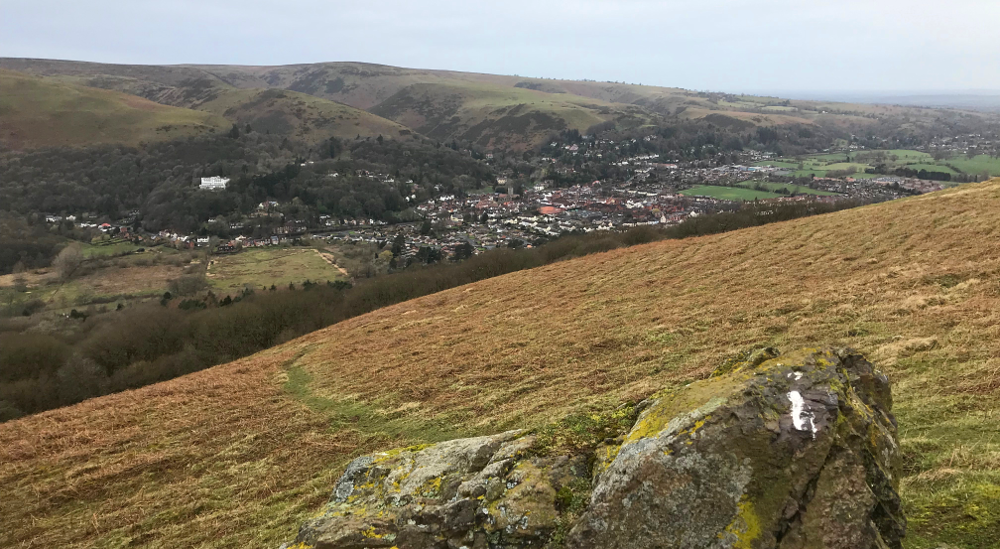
[[3, 0, 1000, 94]]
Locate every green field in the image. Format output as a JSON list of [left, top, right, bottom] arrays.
[[81, 241, 144, 258], [944, 154, 1000, 177], [206, 248, 346, 293], [679, 185, 782, 200], [756, 149, 999, 180], [735, 181, 839, 196]]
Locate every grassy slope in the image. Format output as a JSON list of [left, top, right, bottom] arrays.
[[0, 70, 228, 150], [4, 182, 1000, 548], [369, 81, 650, 149], [192, 88, 417, 143]]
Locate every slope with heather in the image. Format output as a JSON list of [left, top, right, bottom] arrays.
[[0, 70, 228, 150], [4, 182, 1000, 548]]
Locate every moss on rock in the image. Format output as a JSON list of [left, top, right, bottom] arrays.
[[282, 348, 904, 549]]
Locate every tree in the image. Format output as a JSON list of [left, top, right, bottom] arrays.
[[391, 234, 405, 257], [56, 356, 106, 405], [53, 245, 84, 281], [327, 137, 342, 159], [419, 220, 432, 236], [168, 274, 208, 296], [452, 242, 474, 261], [376, 134, 384, 145]]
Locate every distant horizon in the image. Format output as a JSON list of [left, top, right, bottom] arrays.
[[7, 55, 1000, 105]]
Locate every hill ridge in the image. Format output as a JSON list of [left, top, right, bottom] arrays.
[[7, 56, 978, 150]]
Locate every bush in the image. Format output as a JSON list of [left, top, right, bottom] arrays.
[[169, 274, 209, 296]]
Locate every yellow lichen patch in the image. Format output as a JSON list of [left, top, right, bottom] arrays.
[[360, 525, 395, 540], [625, 377, 737, 444], [592, 443, 621, 479], [420, 475, 443, 497], [723, 498, 762, 549]]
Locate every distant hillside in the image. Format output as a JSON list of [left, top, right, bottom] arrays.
[[369, 81, 653, 149], [9, 58, 986, 149], [4, 181, 1000, 548], [191, 88, 417, 143], [0, 70, 228, 150]]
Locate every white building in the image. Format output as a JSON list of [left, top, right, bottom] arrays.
[[199, 176, 230, 191]]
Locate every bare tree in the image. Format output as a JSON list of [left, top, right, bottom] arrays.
[[53, 245, 84, 281]]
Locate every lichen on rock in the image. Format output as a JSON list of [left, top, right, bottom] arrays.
[[283, 348, 905, 549]]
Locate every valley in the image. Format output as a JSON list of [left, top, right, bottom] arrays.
[[3, 54, 1000, 549]]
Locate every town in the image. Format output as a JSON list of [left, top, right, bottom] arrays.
[[39, 139, 947, 269]]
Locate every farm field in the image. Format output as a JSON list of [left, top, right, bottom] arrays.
[[945, 154, 1000, 177], [206, 247, 347, 293], [0, 247, 195, 313], [678, 184, 782, 200], [755, 148, 1000, 179], [735, 181, 840, 196]]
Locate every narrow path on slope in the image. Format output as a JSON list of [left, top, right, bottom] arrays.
[[315, 249, 351, 278]]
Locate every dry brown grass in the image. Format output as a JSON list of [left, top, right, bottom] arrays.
[[6, 181, 1000, 547]]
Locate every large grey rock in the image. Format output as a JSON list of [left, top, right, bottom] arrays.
[[284, 348, 905, 549]]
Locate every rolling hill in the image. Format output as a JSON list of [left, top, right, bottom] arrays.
[[368, 81, 653, 148], [8, 58, 986, 150], [0, 70, 229, 150], [4, 181, 1000, 548], [191, 87, 417, 144]]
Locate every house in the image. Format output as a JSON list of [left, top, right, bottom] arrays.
[[199, 176, 230, 191], [216, 241, 239, 254]]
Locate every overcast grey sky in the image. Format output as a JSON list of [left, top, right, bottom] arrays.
[[3, 0, 999, 93]]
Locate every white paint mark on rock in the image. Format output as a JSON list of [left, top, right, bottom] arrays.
[[788, 390, 818, 438]]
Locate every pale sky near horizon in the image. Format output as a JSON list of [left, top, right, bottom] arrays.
[[3, 0, 1000, 94]]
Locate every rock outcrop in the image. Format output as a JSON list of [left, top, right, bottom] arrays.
[[283, 347, 905, 549]]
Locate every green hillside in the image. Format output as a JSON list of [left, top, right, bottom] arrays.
[[370, 81, 653, 149], [0, 70, 228, 150], [192, 88, 417, 143]]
